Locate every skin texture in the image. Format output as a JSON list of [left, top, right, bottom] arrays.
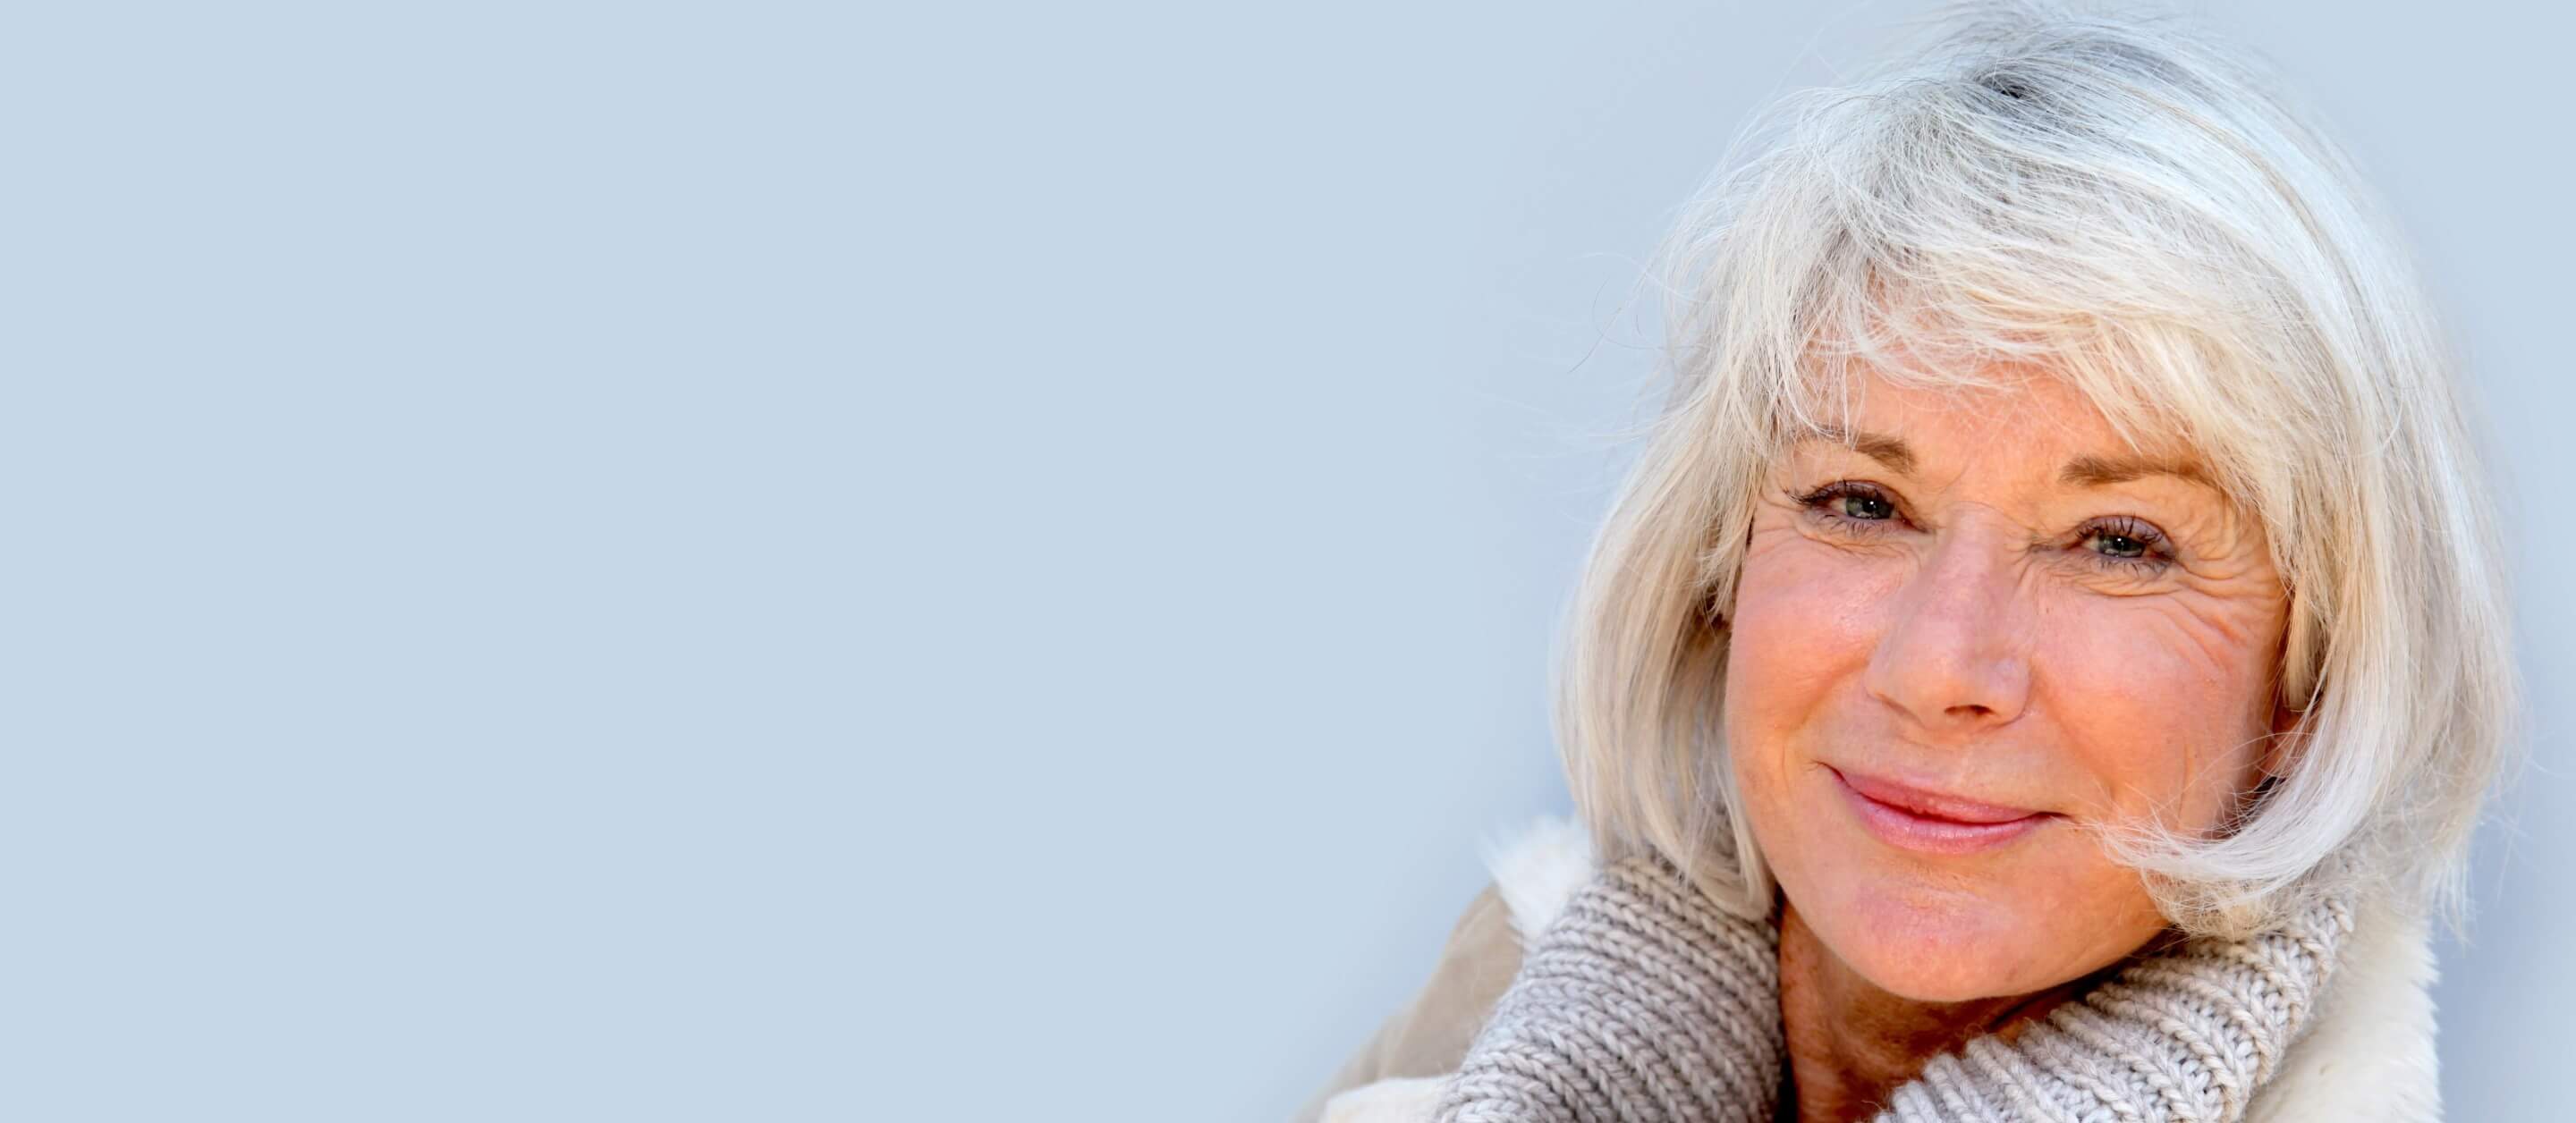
[[1721, 366, 2298, 1121]]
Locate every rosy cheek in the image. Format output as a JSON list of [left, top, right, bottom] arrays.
[[2033, 599, 2258, 831], [1735, 530, 1897, 655], [1727, 530, 1900, 802]]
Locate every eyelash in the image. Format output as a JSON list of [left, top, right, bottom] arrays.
[[1787, 480, 2177, 576]]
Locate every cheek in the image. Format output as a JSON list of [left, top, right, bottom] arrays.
[[1722, 528, 1894, 794], [2036, 595, 2280, 830], [1726, 527, 1898, 707], [1721, 526, 1913, 945]]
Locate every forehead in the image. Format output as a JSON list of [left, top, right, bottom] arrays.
[[1786, 365, 2219, 489]]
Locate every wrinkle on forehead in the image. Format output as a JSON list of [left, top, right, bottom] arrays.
[[1782, 358, 2235, 493]]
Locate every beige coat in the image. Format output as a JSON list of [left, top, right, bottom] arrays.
[[1296, 816, 2445, 1123]]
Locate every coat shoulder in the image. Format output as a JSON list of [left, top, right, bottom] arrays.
[[1479, 814, 1598, 941], [2246, 896, 2444, 1121]]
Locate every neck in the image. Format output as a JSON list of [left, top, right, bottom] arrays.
[[1773, 900, 2083, 1123]]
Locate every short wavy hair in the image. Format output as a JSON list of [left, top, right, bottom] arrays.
[[1553, 1, 2523, 940]]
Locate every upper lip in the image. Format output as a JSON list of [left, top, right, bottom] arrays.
[[1828, 766, 2048, 824]]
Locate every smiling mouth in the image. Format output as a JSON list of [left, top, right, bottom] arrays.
[[1826, 765, 2056, 855]]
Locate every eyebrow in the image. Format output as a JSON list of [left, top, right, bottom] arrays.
[[2056, 452, 2218, 490], [1810, 426, 1919, 475], [1801, 426, 2218, 490]]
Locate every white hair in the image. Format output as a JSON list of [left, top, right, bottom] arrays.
[[1554, 0, 2524, 939]]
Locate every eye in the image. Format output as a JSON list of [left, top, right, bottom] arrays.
[[1789, 480, 1903, 531], [2076, 516, 2176, 575]]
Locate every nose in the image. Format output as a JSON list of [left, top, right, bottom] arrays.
[[1861, 517, 2034, 737]]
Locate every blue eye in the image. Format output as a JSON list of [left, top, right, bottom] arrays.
[[1791, 481, 1902, 529], [1830, 491, 1896, 520], [2080, 516, 2176, 575], [2091, 531, 2148, 558]]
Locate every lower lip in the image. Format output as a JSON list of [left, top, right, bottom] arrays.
[[1830, 769, 2050, 855]]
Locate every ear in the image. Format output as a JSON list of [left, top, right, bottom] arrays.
[[2267, 705, 2308, 777], [2258, 587, 2310, 780], [2258, 696, 2307, 780]]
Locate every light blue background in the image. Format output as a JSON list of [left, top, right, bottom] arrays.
[[7, 2, 2564, 1119]]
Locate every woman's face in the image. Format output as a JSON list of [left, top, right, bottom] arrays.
[[1724, 367, 2293, 1002]]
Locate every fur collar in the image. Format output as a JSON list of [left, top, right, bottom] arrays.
[[1323, 815, 2442, 1122]]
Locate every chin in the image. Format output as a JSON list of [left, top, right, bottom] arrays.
[[1802, 870, 2066, 1003], [1852, 935, 2028, 1004], [1840, 936, 2029, 1003]]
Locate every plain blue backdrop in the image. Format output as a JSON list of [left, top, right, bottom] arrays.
[[8, 2, 2565, 1119]]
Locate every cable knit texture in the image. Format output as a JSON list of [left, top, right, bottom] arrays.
[[1433, 850, 2351, 1123]]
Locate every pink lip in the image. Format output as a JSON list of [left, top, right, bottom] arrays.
[[1828, 766, 2053, 855]]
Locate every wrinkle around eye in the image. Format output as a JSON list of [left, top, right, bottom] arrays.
[[2052, 555, 2182, 595]]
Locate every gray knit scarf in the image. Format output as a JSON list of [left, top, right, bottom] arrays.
[[1434, 850, 2352, 1123]]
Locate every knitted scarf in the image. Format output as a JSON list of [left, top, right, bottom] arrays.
[[1433, 850, 2352, 1123]]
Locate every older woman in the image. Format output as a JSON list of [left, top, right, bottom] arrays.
[[1298, 6, 2521, 1123]]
